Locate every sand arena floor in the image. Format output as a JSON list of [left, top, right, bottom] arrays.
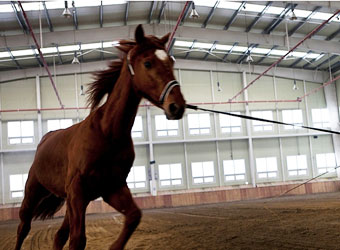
[[2, 192, 340, 250]]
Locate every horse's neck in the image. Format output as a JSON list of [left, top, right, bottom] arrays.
[[99, 68, 141, 138]]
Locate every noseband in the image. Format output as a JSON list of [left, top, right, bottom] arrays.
[[127, 51, 180, 105]]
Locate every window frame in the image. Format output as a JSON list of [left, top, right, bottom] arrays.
[[191, 161, 215, 184], [256, 157, 278, 179], [7, 120, 34, 145], [126, 165, 147, 189], [251, 111, 273, 132], [223, 159, 246, 182], [158, 163, 183, 187], [286, 155, 308, 176], [312, 108, 330, 128], [316, 153, 337, 175], [131, 115, 143, 138], [281, 109, 303, 130], [47, 118, 73, 132], [219, 112, 242, 134], [9, 173, 28, 199], [154, 115, 179, 137], [187, 113, 211, 135]]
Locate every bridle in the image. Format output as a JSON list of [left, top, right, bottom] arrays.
[[126, 50, 180, 105]]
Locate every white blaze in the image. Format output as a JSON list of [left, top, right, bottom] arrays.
[[155, 49, 168, 61]]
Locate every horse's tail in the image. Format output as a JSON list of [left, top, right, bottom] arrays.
[[32, 193, 65, 220]]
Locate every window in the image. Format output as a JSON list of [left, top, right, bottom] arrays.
[[256, 157, 278, 179], [223, 159, 246, 181], [219, 113, 242, 133], [188, 113, 210, 135], [316, 153, 336, 174], [191, 161, 215, 184], [282, 109, 303, 129], [158, 163, 182, 186], [286, 155, 308, 176], [155, 115, 179, 136], [312, 108, 330, 128], [47, 119, 73, 132], [132, 116, 143, 138], [9, 174, 28, 198], [126, 166, 146, 189], [8, 121, 34, 144], [252, 111, 273, 131]]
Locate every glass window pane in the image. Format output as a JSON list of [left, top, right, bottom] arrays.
[[21, 121, 34, 136], [287, 156, 297, 170], [11, 191, 24, 198], [256, 158, 266, 172], [199, 114, 210, 128], [9, 138, 21, 144], [223, 160, 234, 175], [126, 171, 134, 183], [297, 155, 307, 169], [194, 177, 203, 184], [316, 154, 326, 168], [200, 128, 210, 134], [192, 162, 203, 177], [168, 130, 178, 136], [10, 174, 23, 191], [171, 164, 182, 179], [219, 114, 229, 126], [167, 120, 178, 130], [234, 160, 245, 174], [159, 164, 170, 180], [203, 161, 214, 176], [188, 114, 199, 129], [157, 131, 167, 136], [155, 115, 166, 130], [268, 172, 277, 178], [22, 138, 33, 144], [267, 157, 277, 171], [226, 176, 235, 181], [8, 122, 21, 137], [161, 180, 171, 186], [133, 166, 146, 182], [135, 182, 145, 188], [326, 153, 336, 167], [60, 119, 73, 129], [204, 177, 214, 183], [132, 116, 142, 132], [235, 174, 245, 180], [172, 179, 182, 185]]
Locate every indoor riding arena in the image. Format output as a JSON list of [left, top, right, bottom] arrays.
[[1, 1, 340, 250]]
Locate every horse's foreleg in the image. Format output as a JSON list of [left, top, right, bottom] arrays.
[[103, 185, 142, 250], [53, 210, 70, 250], [67, 176, 89, 250]]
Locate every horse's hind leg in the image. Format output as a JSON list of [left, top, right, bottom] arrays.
[[53, 210, 69, 250], [103, 185, 142, 250], [14, 173, 49, 250]]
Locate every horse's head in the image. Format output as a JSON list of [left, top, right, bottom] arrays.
[[122, 25, 186, 120]]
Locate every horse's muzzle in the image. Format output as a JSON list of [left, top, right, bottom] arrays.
[[165, 102, 185, 120]]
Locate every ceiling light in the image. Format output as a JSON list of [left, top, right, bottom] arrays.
[[293, 80, 299, 90], [72, 52, 80, 64], [190, 2, 199, 19], [80, 85, 85, 96], [246, 54, 253, 62], [62, 1, 72, 18], [290, 10, 297, 21]]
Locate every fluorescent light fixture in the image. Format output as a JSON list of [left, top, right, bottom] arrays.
[[193, 42, 214, 49], [175, 41, 194, 47], [0, 51, 10, 58], [232, 46, 248, 52], [40, 47, 58, 54], [194, 0, 216, 8], [252, 48, 271, 54], [243, 3, 266, 13], [218, 1, 242, 10], [11, 49, 34, 57], [81, 43, 102, 50], [266, 6, 285, 15], [215, 44, 233, 51], [58, 45, 80, 53]]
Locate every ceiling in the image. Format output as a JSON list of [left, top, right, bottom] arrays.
[[0, 1, 340, 74]]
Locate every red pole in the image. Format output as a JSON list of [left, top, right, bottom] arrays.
[[298, 74, 340, 101], [166, 1, 190, 52], [18, 1, 64, 108], [229, 9, 340, 102]]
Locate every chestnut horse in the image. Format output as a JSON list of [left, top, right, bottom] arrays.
[[15, 25, 186, 250]]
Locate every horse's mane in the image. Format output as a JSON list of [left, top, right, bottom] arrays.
[[86, 40, 136, 111]]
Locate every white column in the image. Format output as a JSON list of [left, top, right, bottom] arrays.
[[36, 75, 43, 142], [242, 72, 256, 187], [0, 95, 4, 204], [146, 105, 157, 196], [323, 81, 340, 177], [74, 73, 80, 123]]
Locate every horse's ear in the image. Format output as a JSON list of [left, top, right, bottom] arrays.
[[135, 24, 145, 44], [160, 32, 170, 45]]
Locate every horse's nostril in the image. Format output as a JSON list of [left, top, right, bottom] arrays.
[[169, 103, 179, 114]]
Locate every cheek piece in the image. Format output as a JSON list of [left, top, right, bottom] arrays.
[[126, 51, 180, 105]]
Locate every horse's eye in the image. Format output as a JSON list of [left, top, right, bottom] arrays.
[[144, 61, 152, 69]]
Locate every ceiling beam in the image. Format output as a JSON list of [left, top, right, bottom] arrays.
[[288, 6, 321, 36], [236, 44, 258, 64], [148, 1, 156, 24], [124, 1, 129, 26], [42, 1, 53, 32], [203, 41, 217, 60], [6, 47, 22, 69], [55, 44, 63, 64], [224, 1, 245, 30], [0, 59, 327, 84], [302, 52, 324, 69], [325, 26, 340, 41], [256, 45, 278, 64], [201, 1, 220, 28], [263, 3, 297, 34], [11, 2, 28, 34], [245, 1, 272, 32], [179, 1, 192, 26], [184, 39, 196, 59], [78, 42, 84, 63], [100, 41, 104, 60], [222, 42, 238, 62], [289, 50, 313, 68], [72, 1, 78, 30], [331, 61, 340, 73], [312, 54, 338, 70], [99, 1, 103, 28], [30, 45, 43, 67], [158, 1, 167, 24], [168, 38, 176, 56], [3, 25, 340, 56]]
